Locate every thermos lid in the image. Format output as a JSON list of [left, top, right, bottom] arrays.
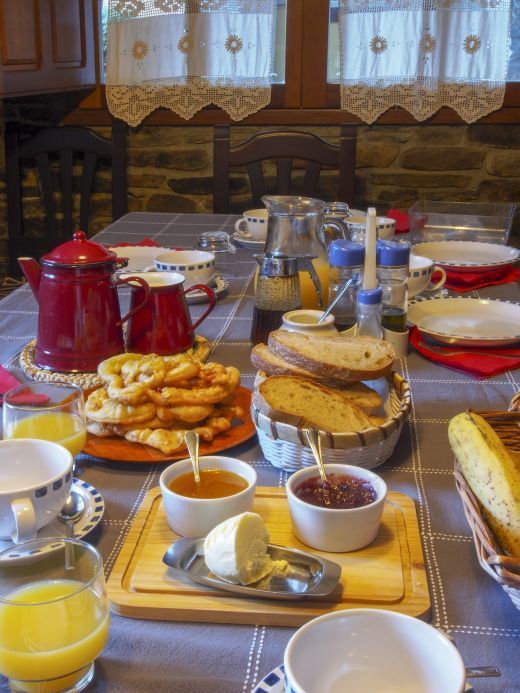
[[376, 239, 410, 267], [257, 253, 298, 277], [329, 240, 365, 267], [41, 231, 117, 267], [358, 287, 382, 305]]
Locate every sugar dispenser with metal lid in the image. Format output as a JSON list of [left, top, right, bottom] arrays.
[[251, 253, 301, 345]]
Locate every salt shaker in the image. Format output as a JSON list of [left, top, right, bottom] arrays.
[[356, 287, 383, 339], [251, 254, 301, 345], [195, 231, 236, 278]]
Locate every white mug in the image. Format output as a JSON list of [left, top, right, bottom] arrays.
[[148, 250, 215, 288], [408, 254, 447, 298], [0, 439, 73, 543], [234, 209, 268, 241]]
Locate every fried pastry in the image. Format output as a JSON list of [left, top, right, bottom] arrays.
[[86, 387, 156, 424]]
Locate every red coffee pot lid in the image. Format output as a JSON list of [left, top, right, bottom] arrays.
[[41, 231, 117, 266]]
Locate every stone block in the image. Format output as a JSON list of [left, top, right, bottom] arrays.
[[357, 142, 400, 168], [413, 127, 464, 145], [486, 151, 520, 178], [478, 179, 520, 201], [361, 126, 414, 144], [401, 147, 484, 170], [128, 148, 209, 171], [370, 172, 473, 188], [127, 171, 167, 188], [467, 125, 520, 148], [377, 187, 418, 205], [129, 127, 194, 148], [167, 176, 213, 195], [146, 194, 197, 213]]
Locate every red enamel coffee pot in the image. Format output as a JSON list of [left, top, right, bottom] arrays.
[[18, 231, 151, 373]]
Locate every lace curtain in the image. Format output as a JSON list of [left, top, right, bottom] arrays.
[[338, 0, 512, 124], [106, 0, 276, 125]]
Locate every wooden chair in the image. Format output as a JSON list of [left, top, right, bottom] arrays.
[[5, 121, 127, 275], [213, 124, 357, 213]]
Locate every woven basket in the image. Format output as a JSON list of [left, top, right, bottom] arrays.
[[252, 372, 411, 471], [453, 406, 520, 611]]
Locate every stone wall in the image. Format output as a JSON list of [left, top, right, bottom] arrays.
[[0, 105, 519, 275]]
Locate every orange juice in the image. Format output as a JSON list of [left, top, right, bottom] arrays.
[[0, 579, 109, 691], [7, 412, 87, 457]]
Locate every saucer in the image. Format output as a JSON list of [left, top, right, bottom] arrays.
[[231, 232, 266, 249], [186, 275, 229, 304], [0, 478, 104, 564]]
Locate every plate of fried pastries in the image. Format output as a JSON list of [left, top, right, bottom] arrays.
[[83, 352, 255, 463]]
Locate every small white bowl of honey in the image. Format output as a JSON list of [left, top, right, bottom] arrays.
[[159, 456, 257, 537]]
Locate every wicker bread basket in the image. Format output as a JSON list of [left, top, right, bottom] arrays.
[[453, 406, 520, 610], [252, 371, 411, 471]]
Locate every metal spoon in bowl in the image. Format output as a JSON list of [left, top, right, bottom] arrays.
[[318, 279, 353, 324], [304, 428, 330, 505], [184, 431, 200, 484], [58, 489, 85, 569]]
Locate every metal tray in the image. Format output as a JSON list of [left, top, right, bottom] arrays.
[[163, 538, 342, 601]]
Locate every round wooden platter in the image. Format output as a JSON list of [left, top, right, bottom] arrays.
[[82, 386, 256, 464]]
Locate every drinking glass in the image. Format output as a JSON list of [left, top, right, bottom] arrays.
[[3, 382, 87, 457], [0, 538, 109, 693]]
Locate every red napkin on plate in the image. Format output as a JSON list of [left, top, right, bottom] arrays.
[[409, 326, 520, 378], [110, 238, 163, 248], [387, 209, 409, 234], [0, 369, 50, 405], [435, 265, 520, 293]]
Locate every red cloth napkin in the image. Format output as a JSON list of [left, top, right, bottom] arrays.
[[409, 326, 520, 378], [0, 369, 50, 405], [435, 265, 520, 293], [387, 209, 409, 234], [110, 238, 164, 248]]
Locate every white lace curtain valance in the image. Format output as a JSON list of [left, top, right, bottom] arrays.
[[106, 0, 276, 126], [338, 0, 512, 124]]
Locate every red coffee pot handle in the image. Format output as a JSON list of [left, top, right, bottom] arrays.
[[114, 276, 151, 327], [184, 284, 216, 332]]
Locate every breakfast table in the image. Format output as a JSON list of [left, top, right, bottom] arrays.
[[1, 211, 519, 692]]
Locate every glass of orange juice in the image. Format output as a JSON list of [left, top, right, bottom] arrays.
[[3, 382, 87, 457], [0, 538, 109, 693]]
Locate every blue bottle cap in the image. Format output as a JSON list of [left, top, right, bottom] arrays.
[[329, 240, 365, 267], [376, 240, 410, 267], [357, 287, 382, 305]]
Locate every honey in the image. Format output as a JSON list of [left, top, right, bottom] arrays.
[[168, 469, 248, 499]]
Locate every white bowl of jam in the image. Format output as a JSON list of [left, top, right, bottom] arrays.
[[286, 463, 387, 552], [159, 456, 256, 537]]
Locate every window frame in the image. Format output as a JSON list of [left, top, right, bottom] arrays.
[[65, 0, 520, 126]]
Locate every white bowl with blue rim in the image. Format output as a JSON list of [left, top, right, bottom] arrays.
[[149, 250, 215, 288], [283, 608, 466, 693]]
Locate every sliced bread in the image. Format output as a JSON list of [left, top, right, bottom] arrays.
[[252, 375, 373, 433], [268, 331, 395, 381]]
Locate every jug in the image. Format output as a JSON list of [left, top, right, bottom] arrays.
[[261, 196, 350, 309], [121, 272, 216, 355], [18, 231, 150, 373]]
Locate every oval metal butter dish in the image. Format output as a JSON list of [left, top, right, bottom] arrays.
[[163, 539, 342, 600]]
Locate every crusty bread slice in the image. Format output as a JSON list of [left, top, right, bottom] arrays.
[[251, 345, 382, 414], [252, 376, 373, 433], [268, 331, 395, 381]]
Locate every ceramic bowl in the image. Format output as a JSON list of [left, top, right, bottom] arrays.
[[286, 463, 387, 552], [347, 215, 396, 240], [281, 310, 338, 336], [150, 250, 215, 288], [159, 456, 257, 537], [284, 609, 466, 693], [108, 246, 171, 272]]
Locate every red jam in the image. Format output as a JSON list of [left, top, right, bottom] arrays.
[[294, 473, 378, 509]]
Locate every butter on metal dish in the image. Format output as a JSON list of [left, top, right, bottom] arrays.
[[162, 538, 341, 601]]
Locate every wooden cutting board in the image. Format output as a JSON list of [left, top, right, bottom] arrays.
[[107, 487, 430, 626]]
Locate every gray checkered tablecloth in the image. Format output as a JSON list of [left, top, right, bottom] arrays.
[[1, 212, 519, 692]]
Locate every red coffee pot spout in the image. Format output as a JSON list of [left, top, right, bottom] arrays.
[[18, 257, 42, 303]]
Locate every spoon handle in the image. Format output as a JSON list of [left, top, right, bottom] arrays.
[[304, 428, 327, 485], [318, 278, 354, 324], [184, 431, 200, 483], [465, 666, 501, 679]]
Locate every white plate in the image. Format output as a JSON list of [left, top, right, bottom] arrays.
[[411, 241, 520, 273], [108, 246, 172, 272], [231, 232, 266, 249], [186, 275, 229, 304], [0, 479, 104, 564], [408, 297, 520, 347]]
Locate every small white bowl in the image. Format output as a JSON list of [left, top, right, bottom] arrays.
[[286, 463, 387, 552], [150, 250, 215, 288], [282, 310, 338, 337], [108, 246, 171, 272], [159, 456, 257, 537], [284, 609, 466, 693]]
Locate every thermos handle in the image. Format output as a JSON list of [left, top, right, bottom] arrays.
[[184, 285, 216, 332], [115, 276, 151, 327]]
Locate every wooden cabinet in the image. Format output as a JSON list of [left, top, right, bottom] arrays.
[[0, 0, 97, 97]]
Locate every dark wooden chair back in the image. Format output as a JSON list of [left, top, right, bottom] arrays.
[[213, 124, 357, 213], [5, 121, 127, 275]]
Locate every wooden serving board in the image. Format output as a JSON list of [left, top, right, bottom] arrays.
[[83, 387, 255, 463], [107, 487, 430, 626]]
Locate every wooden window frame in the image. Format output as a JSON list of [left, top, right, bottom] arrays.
[[65, 0, 520, 126]]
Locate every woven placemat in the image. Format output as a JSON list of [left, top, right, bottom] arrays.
[[19, 341, 104, 390]]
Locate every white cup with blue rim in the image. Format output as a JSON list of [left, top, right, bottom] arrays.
[[149, 250, 216, 289], [234, 208, 268, 241], [408, 254, 447, 298]]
